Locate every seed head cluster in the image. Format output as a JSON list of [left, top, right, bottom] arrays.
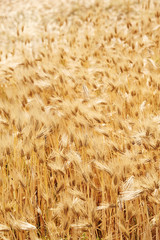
[[0, 0, 160, 239]]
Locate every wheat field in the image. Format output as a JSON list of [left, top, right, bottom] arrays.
[[0, 0, 160, 239]]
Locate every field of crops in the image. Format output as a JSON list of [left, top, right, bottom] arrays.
[[0, 0, 160, 239]]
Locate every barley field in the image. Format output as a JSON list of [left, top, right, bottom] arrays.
[[0, 0, 160, 239]]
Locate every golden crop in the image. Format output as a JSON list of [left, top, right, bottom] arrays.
[[0, 0, 160, 239]]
